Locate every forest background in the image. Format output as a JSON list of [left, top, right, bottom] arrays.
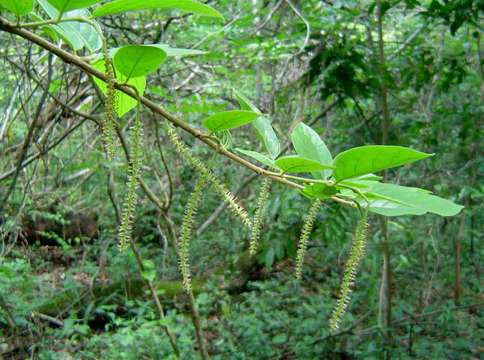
[[0, 0, 482, 359]]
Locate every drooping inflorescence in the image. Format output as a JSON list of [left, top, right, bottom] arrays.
[[249, 177, 271, 256], [166, 125, 252, 228], [294, 200, 322, 280], [329, 209, 369, 332], [101, 47, 118, 159], [118, 104, 143, 252], [178, 177, 206, 293]]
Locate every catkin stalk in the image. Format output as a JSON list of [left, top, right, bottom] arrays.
[[249, 177, 271, 256], [329, 209, 369, 332], [101, 49, 118, 159], [118, 105, 143, 251], [166, 125, 252, 228], [295, 200, 322, 280], [178, 177, 206, 293]]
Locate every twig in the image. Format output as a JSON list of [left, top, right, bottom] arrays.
[[255, 0, 285, 31], [188, 291, 210, 359], [31, 312, 63, 327], [196, 99, 340, 235], [106, 170, 121, 225], [285, 0, 310, 56], [191, 13, 241, 49], [0, 17, 353, 207], [389, 23, 427, 60], [154, 119, 174, 210], [0, 54, 53, 214]]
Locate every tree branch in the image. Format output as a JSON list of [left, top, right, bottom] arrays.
[[0, 17, 352, 208]]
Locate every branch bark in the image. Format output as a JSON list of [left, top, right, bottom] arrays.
[[0, 16, 351, 208]]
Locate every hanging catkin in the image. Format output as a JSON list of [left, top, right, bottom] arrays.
[[294, 200, 322, 280], [166, 125, 252, 228], [118, 103, 143, 251], [329, 209, 369, 332], [101, 48, 118, 159], [178, 177, 206, 293], [249, 177, 271, 256]]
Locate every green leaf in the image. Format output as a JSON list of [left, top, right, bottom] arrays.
[[272, 334, 288, 344], [113, 45, 167, 79], [291, 123, 333, 179], [92, 0, 224, 19], [215, 130, 233, 149], [151, 44, 206, 57], [0, 265, 15, 279], [339, 174, 382, 189], [37, 0, 101, 52], [0, 0, 33, 15], [333, 145, 433, 181], [235, 148, 275, 168], [141, 260, 156, 282], [233, 88, 261, 113], [368, 198, 427, 217], [91, 59, 146, 117], [234, 89, 280, 159], [302, 183, 337, 200], [357, 174, 383, 181], [362, 182, 464, 217], [274, 155, 335, 173], [202, 110, 261, 132], [264, 247, 275, 268], [46, 0, 101, 13], [109, 44, 205, 59], [253, 117, 280, 159]]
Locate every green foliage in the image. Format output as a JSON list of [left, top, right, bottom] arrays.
[[302, 183, 337, 200], [306, 31, 376, 101], [362, 182, 464, 217], [274, 155, 334, 173], [0, 0, 480, 357], [0, 0, 33, 15], [423, 0, 484, 34], [152, 44, 206, 57], [291, 122, 333, 179], [234, 124, 460, 218], [333, 145, 433, 181], [235, 148, 275, 168], [252, 117, 281, 159], [113, 45, 167, 79], [46, 0, 101, 14], [92, 0, 224, 19], [91, 58, 146, 117], [140, 260, 157, 283], [0, 259, 37, 327], [37, 0, 102, 52], [80, 305, 190, 359], [234, 89, 280, 158], [202, 110, 261, 132]]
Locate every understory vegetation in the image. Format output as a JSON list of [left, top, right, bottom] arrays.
[[0, 0, 482, 359]]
